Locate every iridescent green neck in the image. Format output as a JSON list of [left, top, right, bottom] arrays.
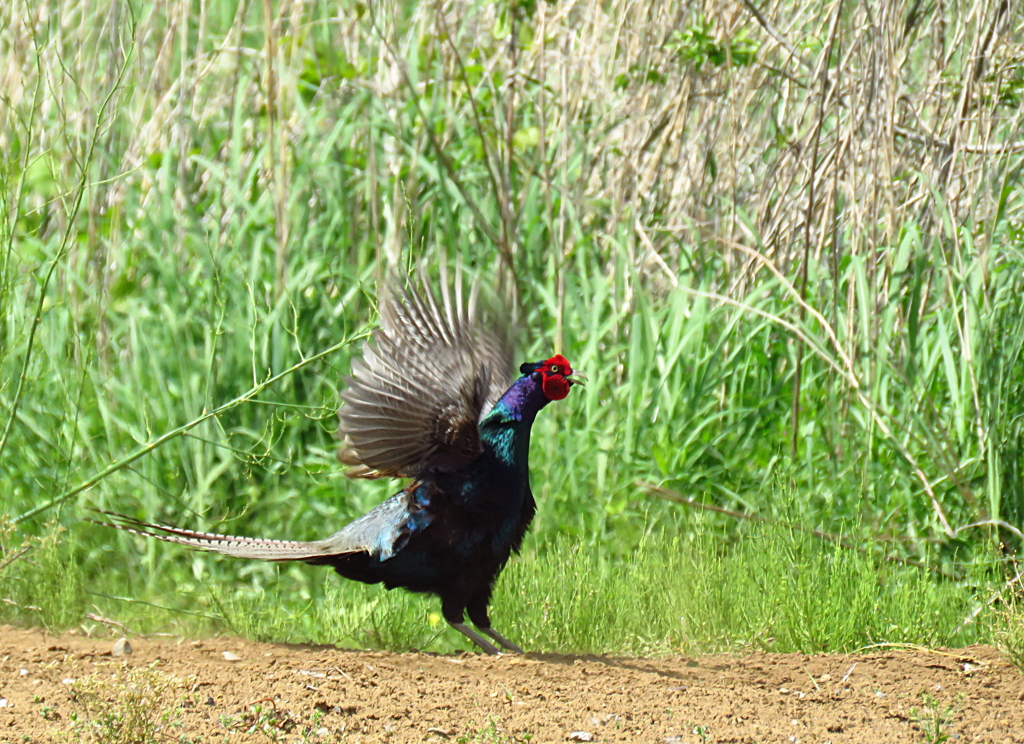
[[479, 373, 550, 467]]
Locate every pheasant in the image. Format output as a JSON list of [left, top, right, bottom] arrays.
[[101, 273, 581, 654]]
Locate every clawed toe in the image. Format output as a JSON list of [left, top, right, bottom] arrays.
[[481, 627, 524, 654], [449, 622, 524, 655]]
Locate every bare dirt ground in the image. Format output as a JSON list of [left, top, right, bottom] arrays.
[[1, 627, 1022, 743]]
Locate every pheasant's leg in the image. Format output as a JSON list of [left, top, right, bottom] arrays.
[[443, 597, 499, 655], [466, 589, 524, 654]]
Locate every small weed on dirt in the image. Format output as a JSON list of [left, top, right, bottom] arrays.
[[996, 595, 1024, 672], [0, 521, 85, 630], [66, 664, 184, 743], [456, 716, 529, 743], [241, 702, 296, 741], [908, 693, 961, 744]]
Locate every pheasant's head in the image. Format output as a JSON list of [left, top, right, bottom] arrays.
[[519, 354, 584, 401]]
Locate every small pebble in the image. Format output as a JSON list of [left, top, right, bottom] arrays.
[[205, 696, 216, 706], [222, 651, 242, 661], [112, 638, 132, 656], [567, 733, 594, 742]]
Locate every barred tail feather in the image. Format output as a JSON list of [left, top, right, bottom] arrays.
[[92, 511, 358, 562]]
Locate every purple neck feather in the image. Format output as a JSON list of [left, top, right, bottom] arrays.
[[485, 374, 551, 426]]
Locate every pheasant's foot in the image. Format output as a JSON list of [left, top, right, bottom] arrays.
[[450, 622, 499, 655], [480, 627, 524, 654]]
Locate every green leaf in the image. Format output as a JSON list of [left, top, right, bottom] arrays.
[[493, 7, 511, 40], [512, 126, 540, 151]]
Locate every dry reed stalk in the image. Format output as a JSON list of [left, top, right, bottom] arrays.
[[3, 0, 1021, 326]]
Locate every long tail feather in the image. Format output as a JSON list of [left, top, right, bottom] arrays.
[[92, 511, 351, 562]]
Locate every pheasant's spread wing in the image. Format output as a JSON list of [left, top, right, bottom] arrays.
[[338, 269, 514, 479]]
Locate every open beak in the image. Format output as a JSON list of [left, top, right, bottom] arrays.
[[567, 372, 587, 387]]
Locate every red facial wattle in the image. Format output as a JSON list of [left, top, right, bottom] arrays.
[[539, 354, 573, 401], [542, 376, 570, 400]]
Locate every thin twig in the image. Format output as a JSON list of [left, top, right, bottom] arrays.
[[0, 546, 33, 573], [740, 0, 813, 71], [85, 612, 132, 633], [792, 0, 844, 459], [87, 591, 222, 620]]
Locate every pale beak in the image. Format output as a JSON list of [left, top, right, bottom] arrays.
[[567, 372, 587, 387]]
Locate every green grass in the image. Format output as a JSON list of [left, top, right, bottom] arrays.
[[1, 0, 1024, 654], [0, 514, 994, 655], [501, 522, 990, 655], [0, 522, 85, 631]]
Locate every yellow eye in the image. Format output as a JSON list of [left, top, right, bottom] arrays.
[[550, 364, 560, 374]]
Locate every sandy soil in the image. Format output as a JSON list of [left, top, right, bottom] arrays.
[[1, 627, 1022, 743]]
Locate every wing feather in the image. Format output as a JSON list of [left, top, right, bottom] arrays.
[[337, 267, 514, 478]]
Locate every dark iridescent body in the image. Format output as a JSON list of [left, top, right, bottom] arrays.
[[102, 274, 580, 654]]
